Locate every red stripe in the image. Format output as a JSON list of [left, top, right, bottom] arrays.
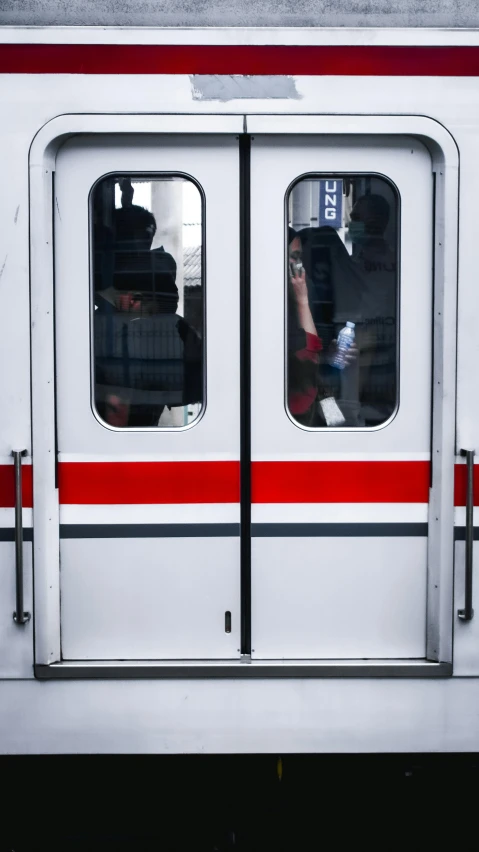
[[0, 459, 439, 506], [0, 465, 33, 508], [454, 464, 479, 507], [1, 45, 479, 76], [0, 460, 474, 506], [252, 461, 430, 503], [58, 460, 240, 504]]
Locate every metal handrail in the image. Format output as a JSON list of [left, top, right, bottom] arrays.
[[12, 450, 30, 625], [458, 448, 475, 622]]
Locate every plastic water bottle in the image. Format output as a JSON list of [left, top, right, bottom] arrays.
[[329, 321, 355, 370]]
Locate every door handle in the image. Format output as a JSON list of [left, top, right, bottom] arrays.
[[458, 449, 475, 622], [12, 450, 30, 625]]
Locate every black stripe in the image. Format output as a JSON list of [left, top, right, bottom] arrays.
[[252, 523, 428, 537], [0, 529, 33, 542], [60, 523, 240, 539], [454, 527, 479, 541], [239, 131, 252, 656], [0, 524, 431, 541]]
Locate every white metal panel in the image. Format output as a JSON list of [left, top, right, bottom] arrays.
[[55, 133, 240, 460], [3, 26, 479, 46], [0, 157, 31, 463], [53, 133, 241, 661], [454, 125, 479, 674], [60, 503, 239, 524], [251, 537, 427, 659], [453, 541, 479, 676], [30, 122, 242, 664], [250, 134, 432, 460], [0, 100, 34, 677], [3, 677, 479, 754], [60, 537, 240, 659], [250, 134, 433, 660], [0, 543, 33, 678], [254, 502, 428, 523], [28, 117, 244, 670]]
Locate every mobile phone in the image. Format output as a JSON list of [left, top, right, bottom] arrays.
[[290, 260, 303, 277]]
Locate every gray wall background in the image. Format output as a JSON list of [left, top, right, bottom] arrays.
[[0, 0, 478, 29]]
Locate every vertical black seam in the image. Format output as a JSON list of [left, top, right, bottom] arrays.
[[239, 133, 251, 655]]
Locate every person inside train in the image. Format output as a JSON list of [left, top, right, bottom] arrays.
[[93, 183, 202, 427], [287, 227, 323, 426], [92, 190, 114, 293], [298, 192, 396, 426], [334, 193, 397, 424], [298, 223, 362, 425], [288, 227, 358, 426]]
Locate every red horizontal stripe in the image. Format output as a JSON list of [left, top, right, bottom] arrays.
[[454, 464, 479, 507], [58, 461, 240, 504], [252, 461, 430, 503], [0, 464, 33, 508], [0, 459, 437, 506], [1, 460, 475, 506], [1, 45, 479, 76]]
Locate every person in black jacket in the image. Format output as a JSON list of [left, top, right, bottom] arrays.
[[93, 191, 202, 428]]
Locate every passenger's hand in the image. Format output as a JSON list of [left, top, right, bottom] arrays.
[[117, 292, 142, 312], [329, 340, 358, 367], [104, 394, 130, 427], [290, 268, 309, 306]]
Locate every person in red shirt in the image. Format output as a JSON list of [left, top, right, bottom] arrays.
[[287, 228, 356, 427], [287, 229, 323, 425]]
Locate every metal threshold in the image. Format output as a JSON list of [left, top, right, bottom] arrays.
[[35, 659, 452, 679]]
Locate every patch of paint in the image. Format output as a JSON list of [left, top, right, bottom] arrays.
[[191, 74, 301, 101]]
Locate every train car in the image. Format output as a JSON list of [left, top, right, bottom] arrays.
[[1, 0, 479, 756]]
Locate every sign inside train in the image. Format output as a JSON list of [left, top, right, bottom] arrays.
[[319, 179, 343, 228]]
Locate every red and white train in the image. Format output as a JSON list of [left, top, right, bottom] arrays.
[[1, 7, 479, 754]]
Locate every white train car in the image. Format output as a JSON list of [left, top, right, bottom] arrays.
[[1, 0, 479, 755]]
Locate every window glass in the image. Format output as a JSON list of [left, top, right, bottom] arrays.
[[286, 175, 398, 428], [91, 175, 204, 428]]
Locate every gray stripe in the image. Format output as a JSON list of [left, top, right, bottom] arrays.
[[252, 523, 428, 537], [35, 661, 452, 680], [454, 527, 479, 541], [0, 529, 33, 542], [0, 524, 429, 541], [60, 523, 240, 539]]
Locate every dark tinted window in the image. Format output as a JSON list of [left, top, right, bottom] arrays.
[[287, 175, 398, 428], [91, 175, 204, 428]]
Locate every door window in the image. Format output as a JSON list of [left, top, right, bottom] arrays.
[[91, 174, 204, 429], [286, 175, 399, 429]]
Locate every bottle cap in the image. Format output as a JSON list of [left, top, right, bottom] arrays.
[[346, 321, 355, 328]]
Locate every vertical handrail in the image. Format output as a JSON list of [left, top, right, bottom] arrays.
[[458, 448, 475, 622], [12, 449, 30, 625]]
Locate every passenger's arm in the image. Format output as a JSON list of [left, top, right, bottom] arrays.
[[290, 269, 318, 338]]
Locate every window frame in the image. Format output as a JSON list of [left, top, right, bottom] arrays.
[[284, 169, 402, 432], [88, 169, 207, 432]]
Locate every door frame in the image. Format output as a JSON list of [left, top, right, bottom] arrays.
[[30, 113, 457, 677]]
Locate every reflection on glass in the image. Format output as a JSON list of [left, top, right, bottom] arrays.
[[287, 176, 398, 428], [92, 176, 204, 428]]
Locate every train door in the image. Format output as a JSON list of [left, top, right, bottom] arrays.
[[249, 132, 439, 663], [32, 117, 454, 674], [51, 133, 241, 660]]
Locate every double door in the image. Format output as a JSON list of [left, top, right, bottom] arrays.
[[34, 118, 444, 670]]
